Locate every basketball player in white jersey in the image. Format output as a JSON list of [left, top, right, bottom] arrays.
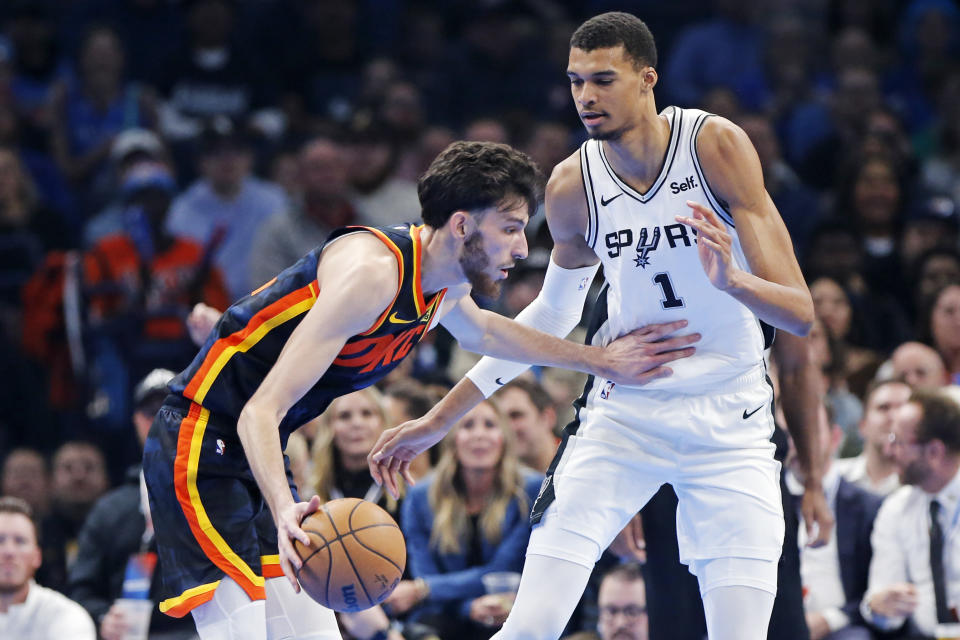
[[370, 12, 815, 640]]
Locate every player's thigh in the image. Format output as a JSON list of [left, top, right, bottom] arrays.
[[530, 431, 664, 566], [674, 451, 784, 566]]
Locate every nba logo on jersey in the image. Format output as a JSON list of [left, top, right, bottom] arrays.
[[600, 380, 615, 399], [216, 439, 225, 455], [578, 276, 591, 291]]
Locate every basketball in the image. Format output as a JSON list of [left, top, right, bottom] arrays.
[[294, 498, 406, 612]]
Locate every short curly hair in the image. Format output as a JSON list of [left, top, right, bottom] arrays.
[[570, 12, 657, 69], [417, 141, 542, 228]]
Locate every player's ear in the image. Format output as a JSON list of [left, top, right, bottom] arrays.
[[449, 210, 476, 240], [643, 66, 658, 91]]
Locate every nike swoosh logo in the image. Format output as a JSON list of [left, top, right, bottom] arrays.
[[742, 405, 765, 420], [495, 378, 505, 385], [600, 193, 623, 206], [388, 312, 417, 324]]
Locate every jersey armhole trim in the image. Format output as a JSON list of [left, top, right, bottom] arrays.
[[690, 113, 736, 228], [580, 142, 600, 249], [357, 227, 406, 336]]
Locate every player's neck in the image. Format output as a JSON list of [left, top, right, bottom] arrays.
[[600, 109, 671, 189], [418, 225, 464, 294]]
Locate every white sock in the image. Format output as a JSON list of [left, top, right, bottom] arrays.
[[490, 554, 593, 640]]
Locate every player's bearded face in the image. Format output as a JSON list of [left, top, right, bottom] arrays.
[[461, 231, 501, 298]]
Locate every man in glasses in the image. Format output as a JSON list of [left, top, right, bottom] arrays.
[[597, 563, 648, 640]]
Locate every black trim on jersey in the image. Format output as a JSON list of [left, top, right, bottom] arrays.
[[759, 319, 776, 351], [690, 113, 736, 227], [531, 283, 610, 525], [580, 142, 600, 249], [597, 106, 681, 204]]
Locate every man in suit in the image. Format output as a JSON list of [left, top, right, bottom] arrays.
[[800, 400, 884, 640]]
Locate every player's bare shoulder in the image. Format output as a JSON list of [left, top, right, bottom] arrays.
[[694, 115, 765, 207], [545, 151, 590, 243], [316, 231, 399, 307]]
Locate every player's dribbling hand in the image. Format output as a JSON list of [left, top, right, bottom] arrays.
[[598, 320, 699, 385], [276, 495, 322, 592], [676, 201, 737, 292]]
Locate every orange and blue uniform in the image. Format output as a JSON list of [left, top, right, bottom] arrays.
[[142, 224, 445, 617]]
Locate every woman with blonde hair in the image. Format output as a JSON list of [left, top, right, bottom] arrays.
[[310, 386, 402, 515], [385, 399, 543, 639]]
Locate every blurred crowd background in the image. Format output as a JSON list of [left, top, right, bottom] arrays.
[[3, 0, 960, 639]]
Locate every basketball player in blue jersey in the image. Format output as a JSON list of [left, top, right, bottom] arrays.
[[370, 13, 830, 640], [141, 140, 699, 640]]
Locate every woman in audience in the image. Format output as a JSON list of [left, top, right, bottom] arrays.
[[311, 386, 403, 517], [922, 282, 960, 385], [386, 399, 543, 640]]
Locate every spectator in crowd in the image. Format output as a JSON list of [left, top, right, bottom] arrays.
[[0, 145, 69, 335], [83, 160, 230, 390], [498, 378, 558, 474], [912, 248, 960, 327], [49, 24, 156, 215], [900, 195, 959, 283], [922, 283, 960, 385], [835, 379, 911, 496], [862, 389, 960, 637], [346, 121, 422, 227], [155, 0, 280, 144], [388, 400, 542, 639], [83, 127, 168, 245], [810, 276, 883, 397], [311, 388, 402, 519], [38, 440, 109, 592], [165, 118, 286, 300], [249, 136, 357, 287], [890, 342, 950, 389], [0, 496, 96, 639], [464, 117, 510, 145], [799, 401, 883, 640], [68, 368, 194, 639], [1, 448, 49, 520], [596, 563, 648, 640]]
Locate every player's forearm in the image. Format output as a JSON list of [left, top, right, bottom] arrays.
[[237, 402, 296, 517], [472, 311, 601, 376], [421, 378, 486, 430], [723, 271, 814, 336], [778, 352, 822, 487]]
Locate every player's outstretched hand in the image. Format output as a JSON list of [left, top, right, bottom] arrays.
[[676, 201, 738, 292], [598, 319, 700, 385], [368, 419, 446, 499], [276, 495, 322, 592]]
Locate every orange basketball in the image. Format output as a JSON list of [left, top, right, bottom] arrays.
[[294, 498, 406, 612]]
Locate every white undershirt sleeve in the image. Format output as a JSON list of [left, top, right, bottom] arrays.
[[464, 258, 599, 398]]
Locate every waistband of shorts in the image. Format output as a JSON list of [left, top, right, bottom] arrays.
[[162, 394, 237, 430]]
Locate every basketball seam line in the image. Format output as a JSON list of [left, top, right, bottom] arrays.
[[325, 501, 375, 608], [346, 530, 404, 575], [296, 529, 333, 605]]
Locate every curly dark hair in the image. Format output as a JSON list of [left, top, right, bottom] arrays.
[[570, 11, 657, 68], [417, 141, 542, 229], [911, 389, 960, 452]]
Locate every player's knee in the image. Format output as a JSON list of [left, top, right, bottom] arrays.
[[690, 556, 778, 596]]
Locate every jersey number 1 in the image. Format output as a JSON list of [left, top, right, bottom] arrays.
[[653, 272, 684, 309]]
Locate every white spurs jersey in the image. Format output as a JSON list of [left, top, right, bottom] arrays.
[[581, 106, 770, 392]]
